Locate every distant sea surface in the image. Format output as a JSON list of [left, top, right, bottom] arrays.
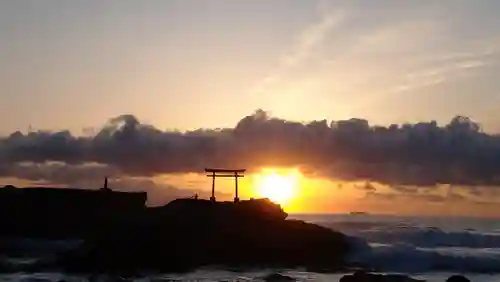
[[2, 214, 500, 281]]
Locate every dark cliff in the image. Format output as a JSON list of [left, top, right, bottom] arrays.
[[0, 186, 146, 238], [0, 186, 352, 273]]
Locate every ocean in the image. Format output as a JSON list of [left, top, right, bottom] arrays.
[[1, 214, 499, 281]]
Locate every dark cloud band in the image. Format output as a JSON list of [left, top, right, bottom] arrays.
[[0, 110, 498, 187]]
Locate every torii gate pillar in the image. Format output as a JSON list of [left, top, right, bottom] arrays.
[[205, 168, 246, 202]]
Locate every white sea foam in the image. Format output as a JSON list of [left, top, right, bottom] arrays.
[[347, 239, 500, 273], [305, 214, 500, 273]]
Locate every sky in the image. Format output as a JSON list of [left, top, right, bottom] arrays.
[[1, 0, 500, 216]]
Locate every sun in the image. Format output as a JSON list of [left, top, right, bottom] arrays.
[[255, 169, 299, 206]]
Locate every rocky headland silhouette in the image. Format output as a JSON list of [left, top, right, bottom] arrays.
[[0, 180, 474, 282], [0, 177, 353, 275]]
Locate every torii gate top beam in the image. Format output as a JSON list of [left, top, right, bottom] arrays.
[[205, 168, 246, 173]]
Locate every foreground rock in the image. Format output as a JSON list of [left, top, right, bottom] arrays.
[[262, 273, 295, 282], [0, 186, 352, 273], [446, 275, 470, 282], [54, 198, 351, 273], [341, 272, 472, 282], [340, 271, 425, 282]]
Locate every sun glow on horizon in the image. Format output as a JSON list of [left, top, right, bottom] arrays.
[[254, 168, 301, 207]]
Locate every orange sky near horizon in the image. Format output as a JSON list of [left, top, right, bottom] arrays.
[[150, 168, 500, 218], [2, 168, 499, 218]]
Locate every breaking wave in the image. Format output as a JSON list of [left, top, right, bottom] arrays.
[[353, 227, 500, 249], [327, 217, 500, 273], [348, 240, 500, 273]]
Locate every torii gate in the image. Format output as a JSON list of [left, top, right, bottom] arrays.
[[205, 168, 246, 202]]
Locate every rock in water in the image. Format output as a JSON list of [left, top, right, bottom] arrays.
[[88, 275, 132, 282], [340, 271, 426, 282], [262, 273, 295, 282], [446, 275, 470, 282]]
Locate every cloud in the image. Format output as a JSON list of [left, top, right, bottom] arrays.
[[296, 6, 500, 117], [354, 182, 376, 192], [390, 185, 419, 194], [365, 185, 500, 207], [365, 191, 462, 204], [249, 3, 345, 94], [3, 110, 500, 193], [393, 53, 492, 94], [280, 10, 345, 68]]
